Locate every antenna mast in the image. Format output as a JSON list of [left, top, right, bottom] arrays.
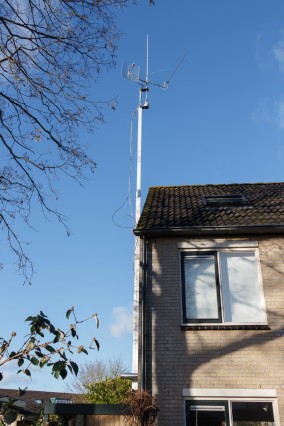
[[122, 35, 171, 383], [135, 35, 149, 230], [133, 36, 149, 383]]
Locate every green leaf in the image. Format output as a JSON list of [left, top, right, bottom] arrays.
[[59, 369, 67, 379], [66, 307, 74, 320], [70, 361, 78, 376], [4, 409, 17, 424], [53, 331, 62, 344], [0, 372, 3, 381], [18, 358, 24, 367], [25, 316, 37, 322], [52, 361, 66, 371], [53, 370, 60, 379], [35, 350, 44, 358], [45, 345, 55, 353], [31, 357, 39, 366], [49, 324, 56, 334], [70, 327, 77, 338], [9, 351, 17, 358], [93, 338, 100, 351], [24, 369, 31, 377]]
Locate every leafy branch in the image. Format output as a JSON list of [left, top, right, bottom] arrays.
[[0, 307, 99, 382]]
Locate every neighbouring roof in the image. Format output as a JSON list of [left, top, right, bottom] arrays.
[[0, 388, 77, 414], [134, 182, 284, 236]]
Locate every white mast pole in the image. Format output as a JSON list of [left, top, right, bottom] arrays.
[[132, 97, 142, 381], [124, 33, 177, 385], [132, 35, 149, 382], [135, 100, 143, 226]]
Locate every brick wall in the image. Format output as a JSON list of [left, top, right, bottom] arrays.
[[141, 235, 284, 425]]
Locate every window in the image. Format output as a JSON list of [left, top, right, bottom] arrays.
[[187, 401, 229, 425], [34, 399, 43, 408], [181, 249, 266, 325], [203, 194, 248, 207], [186, 400, 276, 426]]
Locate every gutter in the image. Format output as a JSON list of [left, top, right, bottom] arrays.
[[134, 224, 284, 237], [141, 236, 147, 390]]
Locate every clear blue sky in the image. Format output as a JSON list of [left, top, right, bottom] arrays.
[[1, 0, 284, 392]]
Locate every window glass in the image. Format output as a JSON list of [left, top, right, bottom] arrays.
[[232, 401, 274, 425], [188, 403, 228, 426], [181, 249, 266, 325], [184, 255, 219, 320], [204, 194, 248, 207], [221, 252, 266, 323], [186, 401, 276, 426], [189, 408, 226, 426]]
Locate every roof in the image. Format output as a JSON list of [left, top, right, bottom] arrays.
[[0, 388, 77, 414], [134, 182, 284, 236]]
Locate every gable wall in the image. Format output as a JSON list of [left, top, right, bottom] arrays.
[[141, 235, 284, 425]]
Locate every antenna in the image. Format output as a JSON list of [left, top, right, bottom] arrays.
[[123, 35, 183, 382], [122, 38, 169, 91], [122, 35, 171, 222]]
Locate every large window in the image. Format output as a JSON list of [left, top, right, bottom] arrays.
[[181, 249, 266, 325], [186, 400, 276, 426]]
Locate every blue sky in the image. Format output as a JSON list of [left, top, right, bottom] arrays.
[[1, 0, 284, 391]]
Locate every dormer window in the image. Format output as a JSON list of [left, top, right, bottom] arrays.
[[203, 194, 248, 207]]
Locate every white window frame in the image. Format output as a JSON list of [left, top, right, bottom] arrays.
[[183, 389, 280, 426], [179, 240, 267, 326]]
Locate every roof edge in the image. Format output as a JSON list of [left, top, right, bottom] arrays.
[[134, 224, 284, 237]]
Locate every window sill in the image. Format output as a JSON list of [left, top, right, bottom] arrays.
[[180, 324, 271, 331]]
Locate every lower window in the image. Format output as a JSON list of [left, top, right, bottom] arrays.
[[186, 400, 276, 425]]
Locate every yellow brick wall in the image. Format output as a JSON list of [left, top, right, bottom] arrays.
[[142, 235, 284, 425]]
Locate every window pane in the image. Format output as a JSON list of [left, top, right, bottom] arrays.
[[184, 256, 219, 320], [220, 252, 266, 323], [232, 401, 274, 425], [189, 409, 226, 426]]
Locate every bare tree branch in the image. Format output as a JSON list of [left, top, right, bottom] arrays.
[[0, 0, 128, 283]]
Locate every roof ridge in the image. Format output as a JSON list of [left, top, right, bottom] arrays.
[[149, 182, 284, 189]]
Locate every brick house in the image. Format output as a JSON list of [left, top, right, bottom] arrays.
[[133, 182, 284, 425]]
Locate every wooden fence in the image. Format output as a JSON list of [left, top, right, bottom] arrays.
[[85, 414, 128, 425]]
